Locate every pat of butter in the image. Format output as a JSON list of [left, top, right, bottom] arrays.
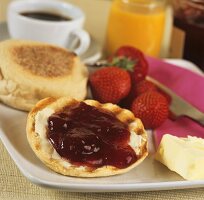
[[155, 134, 204, 180]]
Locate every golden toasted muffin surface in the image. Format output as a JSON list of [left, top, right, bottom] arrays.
[[12, 45, 76, 77]]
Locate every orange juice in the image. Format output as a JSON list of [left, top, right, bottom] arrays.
[[105, 0, 166, 57]]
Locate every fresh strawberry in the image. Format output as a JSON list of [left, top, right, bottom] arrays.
[[109, 46, 148, 82], [131, 91, 169, 129], [115, 46, 145, 61], [120, 79, 157, 109], [134, 79, 171, 104], [135, 79, 157, 97], [119, 75, 137, 109], [89, 66, 131, 104], [156, 88, 172, 105]]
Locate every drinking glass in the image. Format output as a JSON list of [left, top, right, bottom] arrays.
[[105, 0, 166, 57]]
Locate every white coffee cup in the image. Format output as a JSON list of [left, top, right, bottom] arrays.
[[7, 0, 90, 55]]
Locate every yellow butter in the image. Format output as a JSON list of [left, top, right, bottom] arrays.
[[155, 134, 204, 180]]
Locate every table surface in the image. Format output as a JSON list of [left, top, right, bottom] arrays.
[[1, 0, 204, 199]]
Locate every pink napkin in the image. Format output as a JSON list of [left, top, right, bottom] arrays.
[[146, 57, 204, 148]]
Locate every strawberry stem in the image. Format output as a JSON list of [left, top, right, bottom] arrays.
[[108, 56, 137, 72]]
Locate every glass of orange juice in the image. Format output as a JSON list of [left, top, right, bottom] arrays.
[[105, 0, 166, 57]]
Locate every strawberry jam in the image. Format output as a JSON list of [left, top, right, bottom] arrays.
[[47, 102, 137, 169]]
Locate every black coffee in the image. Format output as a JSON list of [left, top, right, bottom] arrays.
[[20, 12, 72, 21]]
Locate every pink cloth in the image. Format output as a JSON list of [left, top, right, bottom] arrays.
[[146, 57, 204, 148]]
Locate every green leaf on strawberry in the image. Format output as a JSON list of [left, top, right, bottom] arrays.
[[108, 56, 137, 72], [108, 46, 149, 83]]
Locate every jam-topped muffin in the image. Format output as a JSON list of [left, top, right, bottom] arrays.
[[26, 97, 148, 177]]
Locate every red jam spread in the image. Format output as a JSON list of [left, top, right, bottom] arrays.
[[47, 102, 137, 169]]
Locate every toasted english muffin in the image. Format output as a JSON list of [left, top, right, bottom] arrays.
[[0, 40, 88, 111], [26, 97, 148, 177]]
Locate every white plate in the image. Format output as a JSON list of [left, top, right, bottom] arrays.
[[0, 59, 204, 192], [0, 22, 102, 64], [0, 23, 204, 191]]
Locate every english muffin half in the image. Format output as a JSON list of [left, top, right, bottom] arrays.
[[0, 40, 88, 111], [26, 97, 148, 177]]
